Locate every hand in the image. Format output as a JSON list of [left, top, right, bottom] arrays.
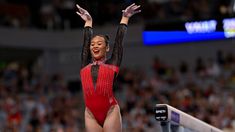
[[122, 3, 141, 18], [76, 4, 92, 22]]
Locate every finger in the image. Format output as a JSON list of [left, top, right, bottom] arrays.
[[76, 11, 82, 16], [76, 4, 83, 11], [79, 9, 86, 14], [76, 4, 80, 8], [126, 3, 136, 10], [131, 5, 140, 9], [134, 5, 141, 9], [76, 4, 85, 13], [132, 5, 141, 10], [133, 10, 141, 15], [130, 3, 136, 7]]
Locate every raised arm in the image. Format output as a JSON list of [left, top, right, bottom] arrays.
[[108, 3, 141, 66], [76, 4, 93, 68], [121, 3, 141, 25]]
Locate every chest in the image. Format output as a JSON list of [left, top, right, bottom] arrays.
[[80, 64, 119, 86]]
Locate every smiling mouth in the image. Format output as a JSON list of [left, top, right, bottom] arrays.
[[93, 50, 100, 54]]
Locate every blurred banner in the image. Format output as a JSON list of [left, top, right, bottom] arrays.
[[143, 17, 235, 46]]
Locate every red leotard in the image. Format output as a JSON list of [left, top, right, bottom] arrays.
[[80, 24, 127, 126], [80, 63, 119, 125]]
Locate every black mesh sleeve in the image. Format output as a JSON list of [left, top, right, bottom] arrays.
[[106, 24, 127, 66], [81, 26, 93, 68]]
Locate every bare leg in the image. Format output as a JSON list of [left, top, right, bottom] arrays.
[[85, 108, 103, 132], [103, 105, 122, 132]]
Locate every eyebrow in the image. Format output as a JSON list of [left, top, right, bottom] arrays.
[[91, 40, 104, 43]]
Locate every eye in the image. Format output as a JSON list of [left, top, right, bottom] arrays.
[[91, 43, 94, 46]]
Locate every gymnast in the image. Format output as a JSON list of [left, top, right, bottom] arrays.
[[76, 3, 141, 132]]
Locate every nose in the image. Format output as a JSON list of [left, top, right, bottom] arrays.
[[93, 44, 99, 48]]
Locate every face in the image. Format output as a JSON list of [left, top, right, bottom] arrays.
[[90, 36, 109, 61]]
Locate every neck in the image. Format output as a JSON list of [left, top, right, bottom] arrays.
[[92, 57, 105, 65]]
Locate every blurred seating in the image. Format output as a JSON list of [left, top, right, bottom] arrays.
[[0, 0, 233, 30], [0, 50, 235, 131], [0, 3, 30, 27]]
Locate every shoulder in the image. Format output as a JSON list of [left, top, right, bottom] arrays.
[[80, 64, 91, 72], [102, 63, 119, 73]]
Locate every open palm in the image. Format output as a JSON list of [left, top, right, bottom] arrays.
[[76, 4, 92, 21], [122, 3, 141, 18]]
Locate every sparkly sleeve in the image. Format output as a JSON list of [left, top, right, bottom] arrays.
[[81, 26, 93, 68], [106, 24, 127, 66]]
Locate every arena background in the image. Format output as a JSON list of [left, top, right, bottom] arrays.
[[0, 0, 235, 131]]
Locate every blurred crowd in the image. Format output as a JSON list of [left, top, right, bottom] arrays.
[[0, 62, 84, 132], [120, 50, 235, 132], [143, 0, 234, 22], [0, 49, 235, 132], [0, 0, 234, 30]]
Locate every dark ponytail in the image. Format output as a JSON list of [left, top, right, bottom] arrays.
[[104, 34, 110, 45]]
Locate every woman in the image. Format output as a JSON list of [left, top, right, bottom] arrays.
[[76, 3, 141, 132]]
